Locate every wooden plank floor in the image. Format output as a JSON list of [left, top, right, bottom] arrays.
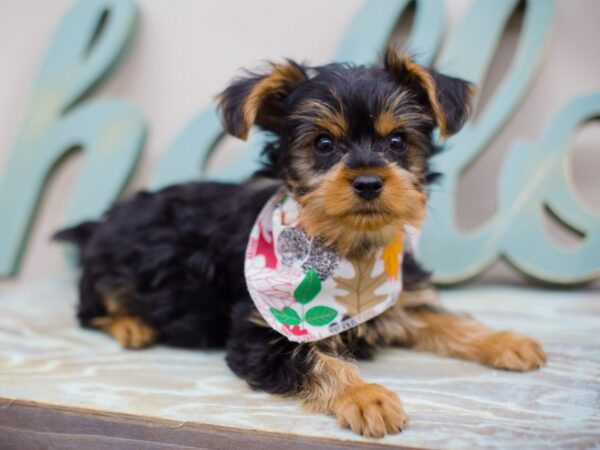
[[0, 274, 599, 449]]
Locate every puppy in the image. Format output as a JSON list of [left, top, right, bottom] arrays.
[[55, 47, 546, 438]]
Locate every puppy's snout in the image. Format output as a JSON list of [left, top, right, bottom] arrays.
[[352, 175, 384, 200]]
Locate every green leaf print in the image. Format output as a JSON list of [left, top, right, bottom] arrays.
[[269, 307, 301, 325], [293, 269, 321, 304], [305, 306, 337, 326]]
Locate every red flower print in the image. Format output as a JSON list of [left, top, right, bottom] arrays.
[[283, 324, 309, 336], [255, 223, 277, 269]]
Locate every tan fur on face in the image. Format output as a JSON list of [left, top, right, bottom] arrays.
[[374, 110, 404, 137], [374, 89, 430, 137], [374, 91, 435, 182], [301, 348, 407, 437], [373, 103, 433, 141], [297, 163, 427, 257], [290, 99, 348, 139]]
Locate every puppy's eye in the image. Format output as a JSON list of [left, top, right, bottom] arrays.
[[314, 134, 335, 154], [389, 133, 408, 154]]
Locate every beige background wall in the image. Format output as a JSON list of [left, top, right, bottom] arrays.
[[1, 0, 599, 292]]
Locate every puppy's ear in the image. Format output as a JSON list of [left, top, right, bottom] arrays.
[[384, 48, 475, 138], [217, 60, 307, 140]]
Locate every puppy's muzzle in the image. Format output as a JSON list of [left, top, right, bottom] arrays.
[[352, 174, 384, 200]]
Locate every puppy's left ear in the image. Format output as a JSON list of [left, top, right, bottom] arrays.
[[384, 48, 475, 138], [217, 60, 307, 141]]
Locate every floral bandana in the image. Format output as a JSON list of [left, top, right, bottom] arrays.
[[244, 190, 418, 343]]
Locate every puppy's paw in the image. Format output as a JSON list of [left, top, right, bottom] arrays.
[[479, 331, 546, 371], [334, 383, 407, 438], [95, 315, 157, 349]]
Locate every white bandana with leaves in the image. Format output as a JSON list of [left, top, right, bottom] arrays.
[[244, 190, 415, 343]]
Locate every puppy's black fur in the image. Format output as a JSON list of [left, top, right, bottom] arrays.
[[57, 182, 278, 348]]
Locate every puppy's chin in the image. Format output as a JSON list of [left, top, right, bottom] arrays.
[[297, 164, 427, 258], [339, 204, 398, 232]]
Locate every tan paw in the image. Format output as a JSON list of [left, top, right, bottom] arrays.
[[334, 383, 407, 438], [479, 331, 546, 371], [95, 315, 157, 349]]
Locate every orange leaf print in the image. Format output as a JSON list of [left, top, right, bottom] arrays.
[[382, 232, 404, 280], [333, 253, 388, 316]]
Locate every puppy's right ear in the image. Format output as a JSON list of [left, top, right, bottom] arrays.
[[217, 60, 307, 141], [384, 47, 475, 138]]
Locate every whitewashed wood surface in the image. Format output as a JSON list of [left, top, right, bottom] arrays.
[[0, 274, 599, 449]]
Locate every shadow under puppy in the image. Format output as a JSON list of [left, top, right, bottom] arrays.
[[55, 47, 546, 438]]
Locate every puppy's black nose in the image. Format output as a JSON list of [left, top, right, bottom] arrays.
[[352, 175, 384, 200]]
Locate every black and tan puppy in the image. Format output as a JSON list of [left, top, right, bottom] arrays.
[[55, 48, 546, 438]]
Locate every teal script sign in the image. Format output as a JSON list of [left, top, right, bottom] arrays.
[[0, 0, 598, 285]]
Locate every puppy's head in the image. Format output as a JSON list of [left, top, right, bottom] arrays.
[[218, 47, 474, 256]]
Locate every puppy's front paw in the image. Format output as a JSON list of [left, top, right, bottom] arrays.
[[479, 331, 546, 371], [334, 383, 407, 438]]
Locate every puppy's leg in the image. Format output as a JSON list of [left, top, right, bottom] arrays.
[[303, 346, 408, 437], [78, 276, 157, 349], [397, 291, 546, 371], [91, 315, 157, 349], [226, 303, 407, 437]]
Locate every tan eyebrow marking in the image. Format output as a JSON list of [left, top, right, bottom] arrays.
[[291, 99, 348, 139], [374, 110, 404, 136], [375, 88, 434, 137]]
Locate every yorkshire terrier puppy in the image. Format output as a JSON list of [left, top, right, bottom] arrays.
[[55, 47, 546, 438]]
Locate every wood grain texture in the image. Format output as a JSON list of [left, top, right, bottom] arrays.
[[0, 401, 406, 450], [0, 275, 599, 449]]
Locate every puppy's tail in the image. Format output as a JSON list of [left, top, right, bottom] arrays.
[[53, 221, 99, 252]]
